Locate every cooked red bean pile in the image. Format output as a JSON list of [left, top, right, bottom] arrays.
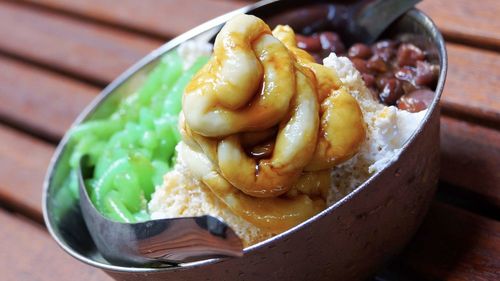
[[296, 32, 440, 112]]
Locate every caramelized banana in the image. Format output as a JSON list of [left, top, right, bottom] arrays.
[[178, 15, 366, 232], [305, 88, 366, 170], [286, 170, 332, 200], [273, 25, 366, 171], [217, 68, 319, 197], [273, 25, 342, 102], [179, 143, 325, 233], [183, 17, 295, 137]]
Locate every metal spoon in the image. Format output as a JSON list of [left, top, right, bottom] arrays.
[[266, 0, 421, 45], [343, 0, 422, 45], [77, 158, 243, 266]]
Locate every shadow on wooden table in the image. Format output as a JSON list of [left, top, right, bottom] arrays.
[[377, 202, 499, 281]]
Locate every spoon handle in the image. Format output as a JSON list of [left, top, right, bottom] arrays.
[[77, 157, 243, 266]]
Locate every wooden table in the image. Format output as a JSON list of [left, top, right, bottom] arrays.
[[0, 0, 498, 280]]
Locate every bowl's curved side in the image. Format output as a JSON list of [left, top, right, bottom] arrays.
[[43, 1, 447, 280], [107, 9, 447, 281], [108, 9, 446, 281]]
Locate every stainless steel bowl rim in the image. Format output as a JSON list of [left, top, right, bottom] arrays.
[[42, 0, 447, 273]]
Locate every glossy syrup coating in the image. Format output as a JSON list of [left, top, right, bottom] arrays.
[[179, 15, 366, 233], [272, 25, 365, 171]]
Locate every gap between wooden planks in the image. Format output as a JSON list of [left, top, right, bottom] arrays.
[[0, 208, 110, 280], [0, 124, 54, 222], [0, 1, 161, 85], [0, 54, 98, 142], [20, 0, 253, 40], [440, 117, 500, 207], [418, 0, 500, 51], [18, 0, 500, 51], [399, 202, 500, 281]]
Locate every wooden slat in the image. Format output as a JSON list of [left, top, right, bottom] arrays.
[[443, 43, 500, 125], [0, 209, 109, 280], [23, 0, 500, 50], [0, 124, 53, 221], [0, 54, 98, 141], [440, 116, 500, 207], [418, 0, 500, 50], [21, 0, 252, 39], [0, 1, 161, 85], [400, 202, 500, 280]]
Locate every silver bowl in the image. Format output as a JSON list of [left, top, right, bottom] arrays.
[[43, 1, 447, 280]]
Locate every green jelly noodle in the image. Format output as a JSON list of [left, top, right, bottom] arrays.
[[61, 50, 209, 223]]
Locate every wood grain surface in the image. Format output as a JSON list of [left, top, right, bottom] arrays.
[[0, 1, 161, 85], [0, 124, 53, 221], [400, 202, 500, 281], [21, 0, 253, 39], [21, 0, 500, 50], [441, 117, 500, 207], [443, 44, 500, 126], [418, 0, 500, 50], [0, 209, 110, 280], [0, 54, 98, 141]]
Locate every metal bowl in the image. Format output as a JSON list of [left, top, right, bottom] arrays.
[[43, 1, 447, 280]]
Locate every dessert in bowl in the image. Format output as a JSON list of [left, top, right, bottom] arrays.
[[43, 1, 447, 280]]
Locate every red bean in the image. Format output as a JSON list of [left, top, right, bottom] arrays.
[[372, 40, 397, 62], [415, 61, 439, 86], [319, 32, 345, 54], [351, 58, 369, 73], [312, 53, 323, 64], [395, 67, 414, 81], [394, 67, 417, 93], [379, 78, 403, 105], [361, 73, 375, 87], [378, 78, 403, 105], [374, 39, 397, 50], [294, 31, 438, 111], [296, 34, 322, 52], [397, 43, 425, 67], [401, 80, 417, 95], [366, 55, 387, 73], [348, 43, 372, 59], [376, 76, 390, 90], [397, 89, 435, 112]]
